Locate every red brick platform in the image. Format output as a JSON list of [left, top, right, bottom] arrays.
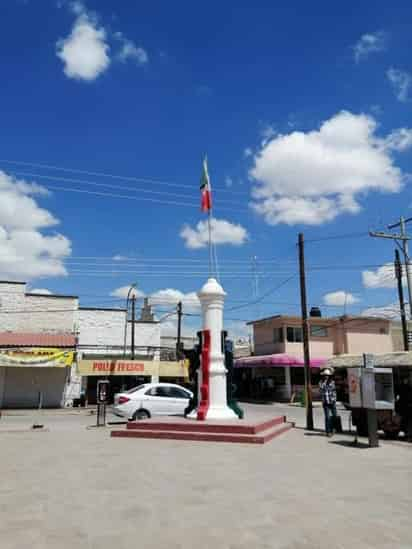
[[111, 415, 294, 444]]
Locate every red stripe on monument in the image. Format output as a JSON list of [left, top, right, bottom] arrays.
[[197, 329, 211, 421]]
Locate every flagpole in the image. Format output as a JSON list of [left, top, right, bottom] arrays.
[[207, 209, 213, 278]]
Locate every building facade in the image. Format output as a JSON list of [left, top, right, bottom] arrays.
[[234, 313, 393, 402], [0, 281, 186, 408], [0, 281, 78, 408]]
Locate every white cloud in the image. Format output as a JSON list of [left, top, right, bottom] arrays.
[[57, 2, 148, 81], [361, 303, 400, 319], [323, 291, 360, 307], [353, 31, 387, 63], [110, 286, 200, 313], [29, 288, 52, 295], [387, 68, 412, 102], [249, 111, 412, 226], [110, 286, 145, 299], [115, 32, 148, 65], [383, 128, 412, 152], [112, 254, 130, 261], [225, 320, 250, 340], [361, 262, 406, 289], [56, 4, 110, 81], [260, 124, 276, 146], [149, 288, 200, 312], [180, 217, 248, 249], [0, 171, 71, 280]]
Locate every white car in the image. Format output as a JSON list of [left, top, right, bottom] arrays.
[[113, 382, 193, 420]]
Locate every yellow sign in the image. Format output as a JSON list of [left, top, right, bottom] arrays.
[[0, 348, 74, 368], [78, 359, 188, 377]]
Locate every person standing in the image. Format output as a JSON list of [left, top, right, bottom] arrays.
[[397, 377, 412, 442], [319, 368, 337, 437]]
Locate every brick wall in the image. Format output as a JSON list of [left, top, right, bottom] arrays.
[[0, 282, 77, 333], [76, 308, 161, 358]]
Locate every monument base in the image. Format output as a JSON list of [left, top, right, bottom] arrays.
[[186, 403, 238, 421], [111, 414, 293, 444]]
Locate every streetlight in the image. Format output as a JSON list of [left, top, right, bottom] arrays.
[[123, 283, 138, 358]]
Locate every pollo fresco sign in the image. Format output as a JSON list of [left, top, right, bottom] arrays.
[[78, 359, 188, 377]]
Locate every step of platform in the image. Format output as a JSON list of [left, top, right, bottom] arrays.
[[111, 421, 293, 445], [126, 415, 286, 435]]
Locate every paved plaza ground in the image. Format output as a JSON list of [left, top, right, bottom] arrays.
[[0, 403, 411, 549]]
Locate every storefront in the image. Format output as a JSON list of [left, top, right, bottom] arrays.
[[77, 358, 189, 404], [0, 346, 75, 408], [234, 353, 327, 402]]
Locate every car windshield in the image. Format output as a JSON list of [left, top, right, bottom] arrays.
[[126, 384, 147, 394]]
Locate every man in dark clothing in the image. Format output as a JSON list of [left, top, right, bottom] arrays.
[[319, 368, 337, 437], [397, 378, 412, 442]]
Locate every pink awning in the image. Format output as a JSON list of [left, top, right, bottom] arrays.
[[234, 353, 327, 369]]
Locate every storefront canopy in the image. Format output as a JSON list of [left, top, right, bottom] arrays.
[[0, 348, 74, 368], [234, 353, 327, 369], [78, 358, 188, 377]]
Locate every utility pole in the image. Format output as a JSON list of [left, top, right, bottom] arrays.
[[370, 216, 412, 317], [176, 301, 183, 359], [395, 249, 409, 351], [131, 294, 136, 360], [298, 233, 314, 431]]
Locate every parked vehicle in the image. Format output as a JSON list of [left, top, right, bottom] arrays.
[[113, 382, 193, 420]]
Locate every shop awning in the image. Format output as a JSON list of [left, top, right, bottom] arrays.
[[0, 332, 76, 347], [234, 353, 327, 369], [0, 348, 75, 367], [78, 359, 188, 377], [326, 351, 412, 369]]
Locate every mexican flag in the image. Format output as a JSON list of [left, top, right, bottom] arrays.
[[200, 157, 212, 213]]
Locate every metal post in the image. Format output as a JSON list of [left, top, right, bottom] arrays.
[[131, 295, 136, 360], [399, 217, 412, 318], [176, 301, 183, 359], [395, 249, 409, 351], [366, 409, 379, 448], [298, 233, 314, 430]]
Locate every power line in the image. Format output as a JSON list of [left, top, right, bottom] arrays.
[[0, 159, 250, 196], [304, 232, 369, 243], [227, 275, 297, 312], [9, 170, 246, 207], [16, 183, 250, 212]]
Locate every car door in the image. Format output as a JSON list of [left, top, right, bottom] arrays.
[[144, 386, 176, 415], [167, 386, 191, 415]]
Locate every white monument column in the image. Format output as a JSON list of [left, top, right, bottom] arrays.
[[194, 278, 237, 420]]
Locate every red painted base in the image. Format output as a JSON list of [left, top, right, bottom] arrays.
[[111, 415, 294, 444]]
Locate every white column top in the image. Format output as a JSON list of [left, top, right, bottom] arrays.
[[198, 278, 226, 300]]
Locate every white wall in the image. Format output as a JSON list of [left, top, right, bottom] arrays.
[[22, 294, 77, 333], [0, 282, 77, 333], [76, 309, 161, 358], [0, 282, 27, 331]]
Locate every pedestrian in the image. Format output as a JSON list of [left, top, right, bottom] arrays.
[[396, 377, 412, 442], [319, 368, 337, 437]]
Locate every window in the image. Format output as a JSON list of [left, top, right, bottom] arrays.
[[286, 327, 302, 343], [273, 327, 284, 343], [168, 387, 190, 399], [127, 384, 148, 394], [145, 386, 172, 397], [310, 325, 328, 337]]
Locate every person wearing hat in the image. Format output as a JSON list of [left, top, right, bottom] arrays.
[[319, 368, 337, 437]]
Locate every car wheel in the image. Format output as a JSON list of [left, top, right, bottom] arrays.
[[133, 409, 150, 421]]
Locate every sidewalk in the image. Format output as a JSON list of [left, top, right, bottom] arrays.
[[0, 404, 411, 548]]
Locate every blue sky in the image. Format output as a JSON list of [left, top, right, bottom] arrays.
[[1, 0, 412, 336]]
